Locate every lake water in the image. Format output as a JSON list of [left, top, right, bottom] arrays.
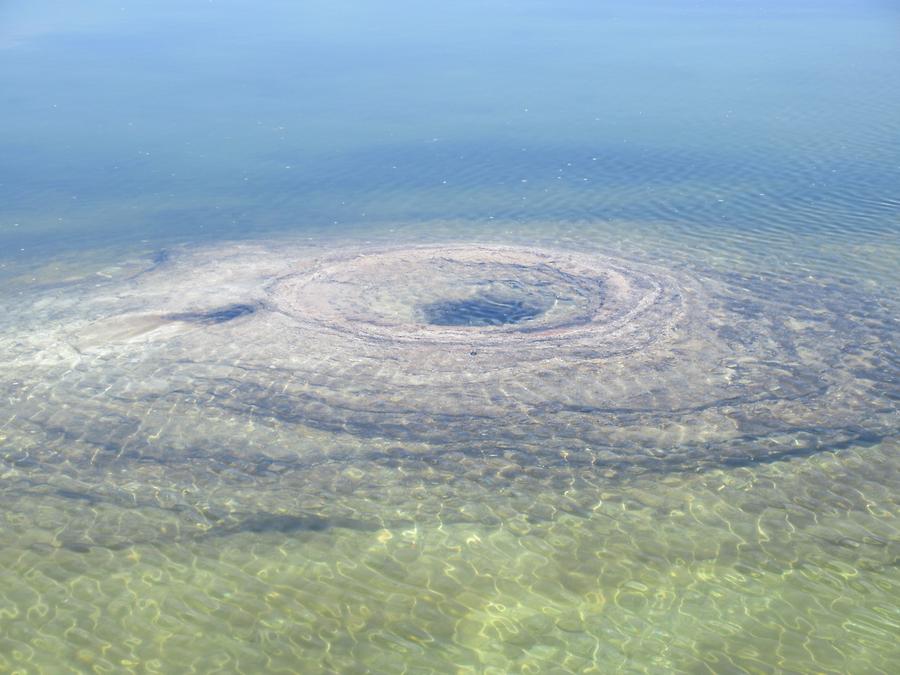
[[1, 1, 899, 672]]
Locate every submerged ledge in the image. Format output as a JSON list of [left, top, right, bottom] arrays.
[[0, 236, 896, 554], [0, 240, 893, 476]]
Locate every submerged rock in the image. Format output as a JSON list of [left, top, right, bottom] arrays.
[[1, 240, 896, 482]]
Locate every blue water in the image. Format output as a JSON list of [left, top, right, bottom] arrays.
[[3, 0, 898, 255], [1, 1, 899, 672]]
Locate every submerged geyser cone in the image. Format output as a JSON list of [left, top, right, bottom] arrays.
[[3, 241, 896, 479], [268, 245, 670, 356]]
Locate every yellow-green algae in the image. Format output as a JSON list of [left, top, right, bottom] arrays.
[[1, 440, 897, 673]]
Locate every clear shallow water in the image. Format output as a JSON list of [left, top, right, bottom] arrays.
[[1, 1, 899, 673]]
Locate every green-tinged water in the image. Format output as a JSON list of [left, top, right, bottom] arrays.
[[1, 1, 899, 673], [2, 442, 897, 673]]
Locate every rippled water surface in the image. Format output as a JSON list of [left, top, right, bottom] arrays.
[[1, 1, 899, 673]]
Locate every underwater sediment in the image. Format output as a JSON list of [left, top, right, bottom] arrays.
[[0, 237, 896, 545]]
